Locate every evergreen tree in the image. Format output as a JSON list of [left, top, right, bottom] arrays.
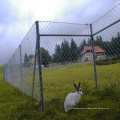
[[94, 36, 103, 47], [24, 53, 28, 64], [118, 32, 120, 39], [61, 40, 70, 62], [70, 38, 78, 61], [78, 39, 86, 56], [55, 44, 61, 55], [111, 37, 120, 56], [54, 44, 61, 62]]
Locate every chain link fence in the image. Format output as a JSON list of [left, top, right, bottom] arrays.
[[4, 23, 41, 99], [4, 4, 120, 112]]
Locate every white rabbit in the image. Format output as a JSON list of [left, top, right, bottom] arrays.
[[64, 82, 83, 112]]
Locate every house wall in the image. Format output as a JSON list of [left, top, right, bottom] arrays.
[[96, 52, 105, 60], [81, 52, 105, 62], [81, 53, 93, 62]]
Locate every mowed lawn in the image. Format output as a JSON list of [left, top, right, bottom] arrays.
[[0, 66, 46, 120], [32, 62, 120, 101], [0, 62, 120, 120]]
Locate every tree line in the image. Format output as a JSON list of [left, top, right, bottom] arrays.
[[24, 32, 120, 65], [52, 32, 120, 63], [52, 38, 86, 63], [93, 33, 120, 57]]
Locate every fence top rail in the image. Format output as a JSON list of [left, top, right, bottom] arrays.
[[92, 3, 120, 34], [38, 21, 89, 26], [39, 34, 91, 37], [93, 19, 120, 36]]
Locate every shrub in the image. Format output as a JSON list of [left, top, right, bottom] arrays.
[[96, 56, 120, 65]]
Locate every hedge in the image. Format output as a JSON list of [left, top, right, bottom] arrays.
[[96, 56, 120, 65]]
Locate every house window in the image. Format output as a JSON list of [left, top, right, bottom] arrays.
[[102, 52, 104, 55], [86, 50, 90, 53]]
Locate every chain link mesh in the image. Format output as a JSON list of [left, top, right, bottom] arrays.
[[4, 3, 120, 118], [4, 23, 41, 101], [92, 4, 120, 91]]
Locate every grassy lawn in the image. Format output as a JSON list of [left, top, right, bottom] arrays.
[[0, 66, 42, 120], [1, 62, 120, 120]]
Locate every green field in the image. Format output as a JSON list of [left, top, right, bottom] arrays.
[[29, 62, 120, 101], [1, 62, 120, 120]]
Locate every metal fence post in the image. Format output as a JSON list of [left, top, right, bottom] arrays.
[[5, 64, 7, 81], [20, 45, 24, 93], [35, 21, 44, 110], [90, 24, 98, 89], [10, 59, 12, 84], [13, 54, 16, 87], [4, 67, 6, 81], [32, 37, 38, 98]]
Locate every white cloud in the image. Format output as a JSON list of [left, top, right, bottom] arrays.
[[0, 26, 3, 36], [0, 0, 120, 65], [10, 0, 63, 21]]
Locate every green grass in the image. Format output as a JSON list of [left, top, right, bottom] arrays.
[[1, 62, 120, 120], [0, 66, 4, 80], [0, 66, 43, 120]]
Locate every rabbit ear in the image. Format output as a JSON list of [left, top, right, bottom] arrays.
[[74, 83, 79, 91], [78, 82, 81, 88]]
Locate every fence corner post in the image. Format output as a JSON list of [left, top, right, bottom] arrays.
[[90, 24, 98, 89], [35, 21, 44, 110]]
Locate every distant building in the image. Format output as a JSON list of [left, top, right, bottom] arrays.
[[27, 56, 38, 66], [81, 46, 105, 62], [27, 57, 46, 68]]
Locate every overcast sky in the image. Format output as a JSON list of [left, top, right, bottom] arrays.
[[0, 0, 120, 66]]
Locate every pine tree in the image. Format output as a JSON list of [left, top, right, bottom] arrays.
[[61, 40, 70, 62], [118, 32, 120, 39], [54, 44, 61, 62], [78, 39, 86, 56], [24, 53, 28, 64], [70, 38, 78, 61]]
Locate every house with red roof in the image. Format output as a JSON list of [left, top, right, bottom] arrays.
[[81, 46, 105, 62]]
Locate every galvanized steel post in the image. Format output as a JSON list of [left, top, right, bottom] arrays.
[[32, 36, 38, 98], [13, 54, 16, 87], [4, 67, 6, 81], [90, 24, 98, 89], [10, 59, 12, 84], [35, 21, 44, 110], [20, 45, 24, 93]]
